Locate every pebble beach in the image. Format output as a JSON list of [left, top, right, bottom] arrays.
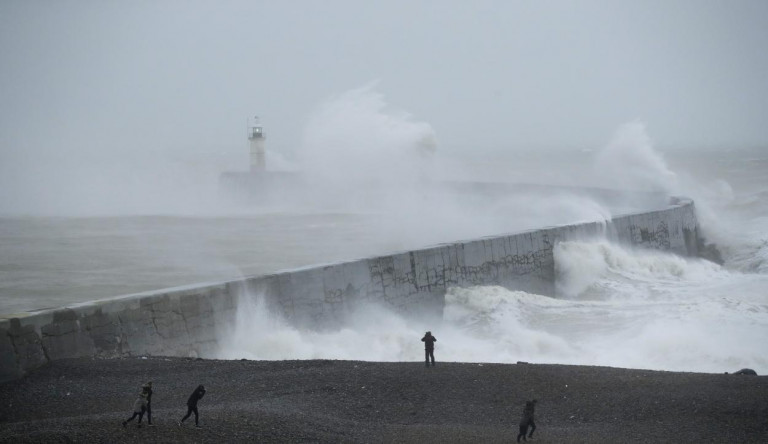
[[1, 357, 767, 443]]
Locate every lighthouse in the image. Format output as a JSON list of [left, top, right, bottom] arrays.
[[219, 116, 300, 203], [249, 117, 266, 172]]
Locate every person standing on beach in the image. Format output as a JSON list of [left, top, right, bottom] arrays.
[[421, 331, 437, 367], [142, 381, 154, 426], [179, 384, 206, 427], [122, 387, 148, 428]]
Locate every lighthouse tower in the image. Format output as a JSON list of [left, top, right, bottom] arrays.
[[248, 117, 266, 172]]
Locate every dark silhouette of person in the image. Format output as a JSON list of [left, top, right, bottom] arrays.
[[179, 384, 206, 427], [517, 399, 537, 442], [122, 387, 148, 428], [421, 331, 437, 367], [142, 381, 154, 426]]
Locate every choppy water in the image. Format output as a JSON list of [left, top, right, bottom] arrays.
[[217, 144, 768, 374], [1, 106, 766, 375]]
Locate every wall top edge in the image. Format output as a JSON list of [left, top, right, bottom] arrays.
[[1, 198, 695, 324]]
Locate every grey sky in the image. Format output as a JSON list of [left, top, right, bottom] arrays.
[[0, 0, 768, 219], [1, 0, 767, 207]]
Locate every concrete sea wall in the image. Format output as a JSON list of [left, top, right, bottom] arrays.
[[0, 199, 701, 382]]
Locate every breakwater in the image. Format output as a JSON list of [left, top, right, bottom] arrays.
[[0, 198, 702, 382]]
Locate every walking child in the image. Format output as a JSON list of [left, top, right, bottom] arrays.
[[122, 387, 148, 428]]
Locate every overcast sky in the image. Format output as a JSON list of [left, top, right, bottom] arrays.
[[1, 0, 767, 169]]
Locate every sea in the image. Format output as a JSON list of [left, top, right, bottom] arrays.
[[216, 143, 768, 375], [1, 104, 766, 375]]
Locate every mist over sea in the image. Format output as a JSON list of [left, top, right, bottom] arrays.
[[216, 143, 768, 374], [1, 89, 766, 375]]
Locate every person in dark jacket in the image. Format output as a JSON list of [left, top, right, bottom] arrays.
[[517, 399, 537, 442], [421, 331, 437, 367], [122, 388, 148, 428], [142, 381, 154, 426], [179, 384, 206, 427]]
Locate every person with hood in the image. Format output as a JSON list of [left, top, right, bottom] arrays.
[[179, 384, 206, 427], [122, 386, 148, 428], [421, 331, 437, 367], [142, 381, 154, 426]]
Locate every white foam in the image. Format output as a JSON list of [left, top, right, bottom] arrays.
[[218, 294, 424, 361], [554, 240, 727, 300], [593, 121, 679, 194], [219, 237, 768, 374]]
